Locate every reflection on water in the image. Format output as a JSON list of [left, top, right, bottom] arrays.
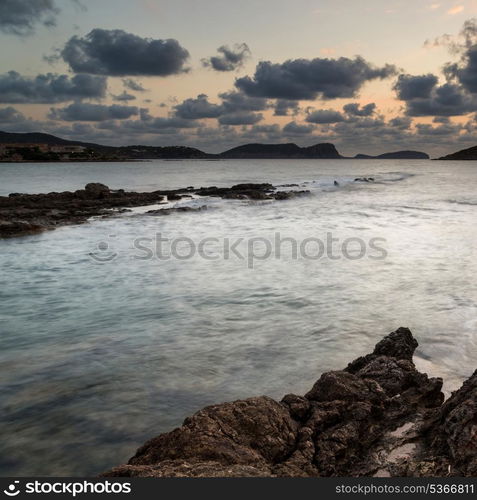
[[0, 159, 476, 476]]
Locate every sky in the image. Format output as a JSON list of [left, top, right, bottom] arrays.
[[2, 0, 477, 156]]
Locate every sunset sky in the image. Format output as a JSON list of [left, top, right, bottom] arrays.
[[2, 0, 477, 155]]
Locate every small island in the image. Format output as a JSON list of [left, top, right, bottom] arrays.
[[354, 151, 429, 160]]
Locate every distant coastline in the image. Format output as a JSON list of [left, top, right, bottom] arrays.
[[0, 130, 432, 162]]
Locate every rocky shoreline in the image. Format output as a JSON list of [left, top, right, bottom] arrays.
[[0, 182, 309, 238], [103, 328, 476, 477]]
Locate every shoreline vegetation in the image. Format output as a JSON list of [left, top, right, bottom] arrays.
[[0, 130, 434, 162], [103, 328, 477, 478], [0, 182, 310, 238]]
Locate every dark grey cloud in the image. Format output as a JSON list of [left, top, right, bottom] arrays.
[[218, 112, 263, 125], [0, 0, 59, 35], [122, 78, 146, 92], [219, 91, 268, 112], [393, 74, 438, 100], [138, 109, 197, 129], [61, 29, 189, 76], [343, 102, 376, 116], [49, 102, 139, 121], [273, 99, 300, 116], [235, 57, 397, 100], [306, 108, 344, 124], [0, 106, 26, 123], [112, 91, 136, 102], [402, 83, 477, 116], [145, 116, 197, 129], [415, 122, 463, 136], [388, 116, 412, 129], [202, 43, 251, 72], [433, 116, 451, 124], [445, 45, 477, 93], [174, 94, 224, 119], [0, 71, 107, 103], [283, 121, 315, 135]]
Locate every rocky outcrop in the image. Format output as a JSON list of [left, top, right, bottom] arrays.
[[0, 185, 167, 238], [104, 328, 476, 477], [0, 183, 310, 238]]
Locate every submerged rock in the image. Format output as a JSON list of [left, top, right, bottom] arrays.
[[146, 206, 208, 216], [104, 327, 475, 477], [354, 177, 375, 183]]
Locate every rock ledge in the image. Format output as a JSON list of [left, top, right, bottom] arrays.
[[103, 328, 477, 477]]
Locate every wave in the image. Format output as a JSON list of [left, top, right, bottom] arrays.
[[446, 199, 477, 207]]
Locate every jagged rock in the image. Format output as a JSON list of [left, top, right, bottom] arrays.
[[0, 182, 311, 238], [354, 177, 375, 182], [427, 370, 477, 475], [146, 206, 207, 216], [84, 183, 110, 195], [104, 327, 475, 477]]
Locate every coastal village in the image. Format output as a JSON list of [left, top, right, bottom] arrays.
[[0, 143, 93, 162]]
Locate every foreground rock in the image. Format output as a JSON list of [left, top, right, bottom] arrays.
[[104, 328, 477, 477], [0, 183, 308, 238]]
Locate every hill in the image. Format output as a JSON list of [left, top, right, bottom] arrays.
[[0, 130, 109, 150], [438, 145, 477, 160], [354, 150, 429, 160], [220, 142, 342, 159]]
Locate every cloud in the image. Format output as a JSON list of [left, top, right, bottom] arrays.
[[388, 116, 412, 129], [305, 108, 345, 123], [343, 102, 376, 116], [0, 106, 27, 123], [445, 45, 477, 93], [122, 78, 146, 92], [218, 112, 263, 125], [415, 20, 477, 114], [112, 91, 136, 102], [393, 74, 439, 100], [143, 116, 197, 130], [283, 121, 316, 135], [235, 57, 397, 100], [0, 71, 107, 103], [219, 91, 268, 112], [400, 82, 477, 116], [0, 0, 59, 36], [202, 43, 251, 72], [425, 18, 477, 52], [49, 102, 139, 121], [61, 29, 189, 76], [273, 99, 300, 116], [447, 5, 464, 15], [174, 94, 224, 119]]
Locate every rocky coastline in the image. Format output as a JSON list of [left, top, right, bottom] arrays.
[[104, 328, 476, 477], [0, 182, 309, 238]]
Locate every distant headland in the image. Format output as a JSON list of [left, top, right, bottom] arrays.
[[0, 130, 435, 162], [438, 144, 477, 160]]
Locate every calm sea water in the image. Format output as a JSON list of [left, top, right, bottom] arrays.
[[0, 159, 476, 476]]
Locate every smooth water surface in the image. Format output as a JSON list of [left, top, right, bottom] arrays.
[[1, 159, 476, 475]]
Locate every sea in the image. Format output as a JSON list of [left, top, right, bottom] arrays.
[[0, 159, 476, 476]]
